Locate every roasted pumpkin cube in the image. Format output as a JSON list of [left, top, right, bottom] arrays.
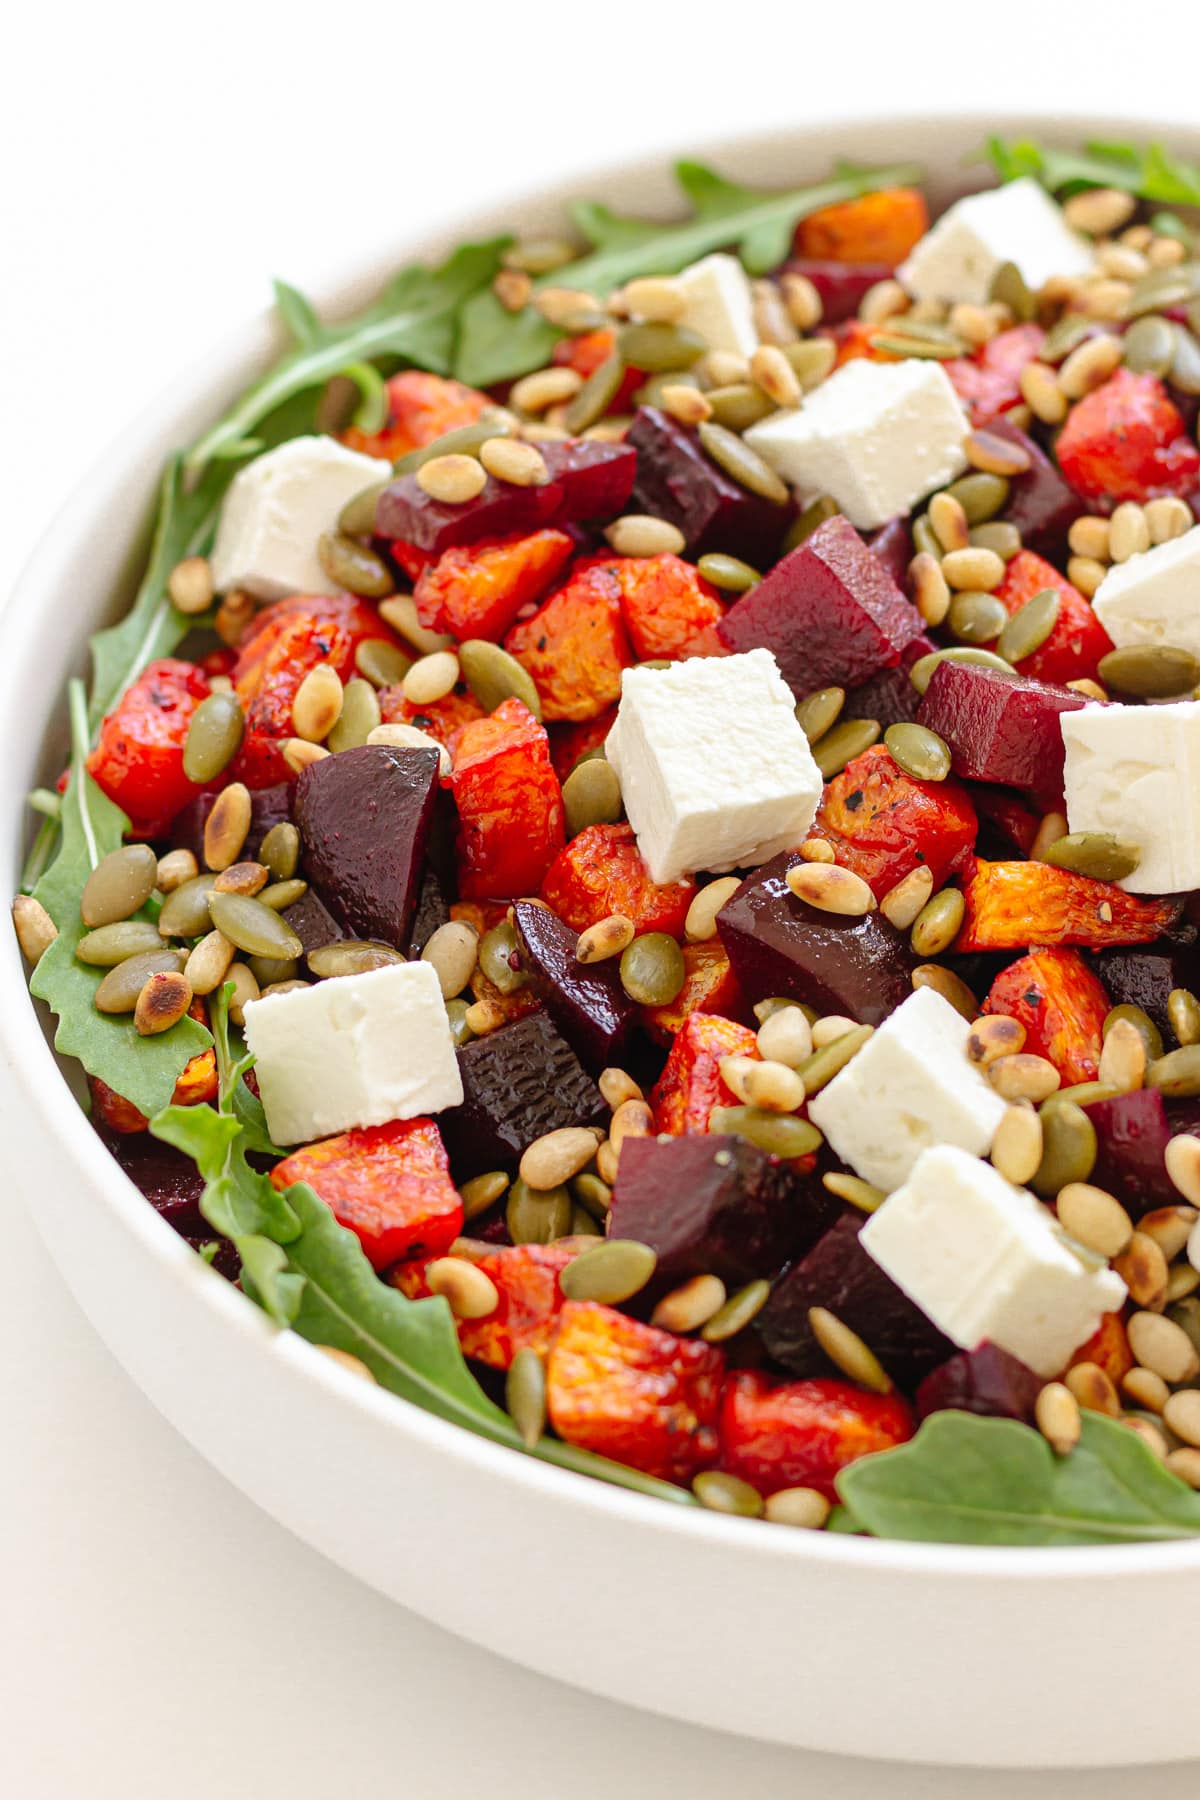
[[811, 744, 977, 901], [583, 551, 724, 662], [642, 938, 743, 1044], [271, 1117, 463, 1272], [548, 708, 618, 781], [540, 821, 695, 935], [650, 1010, 759, 1135], [341, 369, 490, 462], [504, 561, 634, 721], [956, 858, 1182, 953], [1068, 1310, 1134, 1386], [984, 550, 1113, 687], [718, 1370, 916, 1501], [449, 697, 565, 899], [983, 947, 1110, 1086], [378, 684, 486, 747], [86, 657, 211, 833], [793, 187, 929, 265], [1056, 368, 1200, 505], [394, 1239, 587, 1369], [545, 1299, 724, 1484], [414, 530, 575, 642], [89, 999, 217, 1133]]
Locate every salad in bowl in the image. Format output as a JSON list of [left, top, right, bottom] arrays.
[[17, 128, 1200, 1551]]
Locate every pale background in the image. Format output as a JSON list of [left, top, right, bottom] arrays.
[[2, 3, 1197, 1793]]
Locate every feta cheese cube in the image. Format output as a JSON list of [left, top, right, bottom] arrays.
[[744, 360, 969, 530], [898, 176, 1094, 304], [807, 986, 1006, 1192], [603, 649, 822, 884], [1060, 699, 1200, 894], [674, 252, 758, 359], [1091, 522, 1200, 658], [861, 1144, 1127, 1377], [210, 435, 394, 601], [242, 960, 463, 1146]]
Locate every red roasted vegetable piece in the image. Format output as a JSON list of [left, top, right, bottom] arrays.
[[232, 593, 388, 787], [504, 560, 634, 721], [89, 999, 217, 1133], [719, 1370, 915, 1501], [341, 369, 490, 461], [945, 323, 1045, 426], [985, 550, 1113, 686], [546, 1300, 725, 1483], [811, 745, 977, 901], [983, 947, 1110, 1086], [87, 658, 210, 832], [548, 709, 617, 781], [957, 858, 1181, 952], [389, 541, 433, 584], [650, 1011, 759, 1135], [449, 697, 565, 899], [540, 822, 695, 935], [642, 939, 742, 1044], [793, 187, 929, 264], [832, 320, 904, 366], [916, 658, 1088, 802], [580, 552, 724, 661], [1069, 1311, 1134, 1385], [414, 529, 575, 642], [393, 1240, 588, 1369], [378, 684, 485, 746], [271, 1118, 462, 1272], [552, 329, 643, 411], [783, 259, 895, 325], [1056, 369, 1200, 504]]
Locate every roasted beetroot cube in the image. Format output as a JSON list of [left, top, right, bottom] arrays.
[[1083, 1088, 1178, 1217], [294, 744, 440, 951], [916, 1344, 1042, 1425], [757, 1211, 954, 1388], [718, 515, 925, 699], [282, 885, 345, 955], [783, 257, 896, 324], [512, 898, 636, 1073], [867, 516, 913, 587], [375, 439, 635, 552], [972, 787, 1041, 859], [106, 1131, 207, 1235], [986, 417, 1084, 555], [170, 782, 292, 863], [440, 1011, 607, 1179], [408, 866, 450, 956], [626, 407, 788, 562], [716, 851, 915, 1025], [1092, 948, 1200, 1039], [843, 634, 934, 729], [609, 1133, 839, 1291], [917, 658, 1089, 797]]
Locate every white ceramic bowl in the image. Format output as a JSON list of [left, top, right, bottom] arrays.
[[6, 111, 1199, 1771]]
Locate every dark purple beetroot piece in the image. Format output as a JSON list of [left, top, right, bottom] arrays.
[[986, 417, 1084, 554], [408, 866, 450, 957], [844, 631, 934, 729], [1092, 948, 1200, 1040], [916, 1344, 1042, 1425], [717, 851, 915, 1025], [917, 658, 1089, 797], [867, 516, 913, 588], [1083, 1087, 1178, 1217], [293, 744, 440, 952], [609, 1133, 839, 1290], [184, 1237, 241, 1281], [170, 783, 291, 863], [718, 515, 925, 699], [783, 258, 895, 325], [757, 1211, 953, 1388], [972, 786, 1041, 859], [282, 885, 345, 955], [512, 898, 635, 1073], [375, 439, 636, 553], [440, 1010, 606, 1180], [625, 407, 788, 562], [106, 1133, 207, 1236]]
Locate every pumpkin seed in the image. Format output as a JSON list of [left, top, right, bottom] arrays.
[[910, 888, 965, 957], [795, 1024, 874, 1095], [445, 997, 474, 1048], [948, 591, 1007, 645], [1041, 832, 1141, 882], [324, 677, 381, 753], [306, 940, 403, 978], [944, 472, 1011, 525], [1123, 313, 1178, 376], [317, 530, 393, 598], [257, 879, 308, 913], [1100, 644, 1200, 698], [996, 588, 1060, 665], [783, 338, 837, 388], [80, 843, 159, 928], [337, 479, 390, 537], [1053, 1081, 1119, 1108], [1039, 312, 1094, 364], [702, 383, 776, 431], [460, 1171, 509, 1222], [697, 422, 789, 505], [355, 637, 412, 690], [183, 692, 245, 785], [1103, 1004, 1163, 1064], [506, 1178, 572, 1245], [709, 1105, 822, 1158], [693, 1471, 763, 1518], [561, 757, 622, 838], [794, 686, 845, 745], [479, 921, 527, 995], [1148, 1045, 1200, 1098], [1031, 1101, 1097, 1197], [393, 413, 515, 474], [458, 638, 542, 719], [157, 875, 219, 939], [378, 594, 453, 656], [619, 933, 685, 1006], [1126, 263, 1200, 319], [560, 1239, 657, 1305], [969, 523, 1022, 563], [871, 331, 965, 360], [572, 1171, 612, 1221], [909, 646, 1013, 695], [1169, 988, 1200, 1047], [618, 320, 706, 371], [207, 891, 303, 960], [77, 919, 165, 965], [783, 495, 839, 553], [813, 717, 881, 779], [565, 351, 626, 433], [244, 953, 298, 990], [696, 554, 760, 593], [257, 823, 299, 884], [505, 1347, 547, 1448], [910, 513, 940, 559], [94, 948, 185, 1012], [809, 1306, 892, 1394], [701, 1278, 772, 1343], [1170, 327, 1200, 396], [989, 259, 1036, 322]]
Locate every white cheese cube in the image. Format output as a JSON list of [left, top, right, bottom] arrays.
[[674, 252, 758, 359], [1060, 699, 1200, 893], [744, 360, 969, 530], [861, 1144, 1127, 1377], [242, 960, 463, 1147], [210, 435, 394, 601], [898, 176, 1094, 304], [807, 986, 1006, 1193], [603, 649, 822, 885], [1091, 522, 1200, 658]]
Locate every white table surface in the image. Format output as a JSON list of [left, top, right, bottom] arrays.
[[4, 5, 1200, 1791]]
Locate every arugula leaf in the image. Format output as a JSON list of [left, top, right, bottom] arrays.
[[185, 239, 508, 476], [237, 1234, 305, 1326], [455, 156, 925, 388], [837, 1409, 1200, 1545], [983, 135, 1200, 207], [29, 679, 211, 1116]]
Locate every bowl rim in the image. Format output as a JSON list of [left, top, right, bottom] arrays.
[[9, 102, 1200, 1583]]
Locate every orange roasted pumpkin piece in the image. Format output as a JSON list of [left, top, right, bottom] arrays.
[[341, 369, 490, 461], [982, 948, 1110, 1086], [956, 858, 1182, 953], [548, 708, 617, 781], [449, 697, 565, 899], [87, 657, 211, 834], [812, 745, 977, 902], [503, 561, 633, 721], [1056, 368, 1200, 505], [583, 552, 724, 662], [271, 1117, 462, 1273], [719, 1371, 916, 1501], [831, 320, 904, 367], [546, 1299, 725, 1484], [394, 1239, 589, 1369], [378, 683, 485, 747], [642, 939, 742, 1044], [414, 530, 575, 642], [90, 999, 217, 1133], [651, 1011, 759, 1135], [540, 822, 695, 935], [984, 550, 1113, 687], [793, 187, 929, 265], [1069, 1311, 1134, 1386]]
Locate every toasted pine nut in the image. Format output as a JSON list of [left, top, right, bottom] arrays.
[[426, 1256, 500, 1320], [11, 893, 57, 965], [684, 876, 742, 943], [786, 863, 875, 916], [576, 913, 634, 964], [1035, 1381, 1081, 1454]]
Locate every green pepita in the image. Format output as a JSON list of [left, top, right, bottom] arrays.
[[1123, 314, 1179, 376], [708, 1106, 823, 1159], [157, 874, 219, 939], [505, 1347, 547, 1449], [478, 921, 527, 996], [207, 891, 303, 961], [1125, 263, 1200, 320], [305, 940, 403, 978], [458, 639, 542, 719], [506, 1178, 572, 1246], [257, 879, 307, 912], [1148, 1045, 1200, 1099], [703, 383, 776, 431], [884, 722, 951, 782], [393, 412, 515, 474], [1169, 988, 1200, 1047], [696, 553, 761, 593], [909, 647, 1013, 695], [618, 320, 706, 371], [569, 1205, 604, 1238], [782, 338, 837, 389], [697, 422, 789, 505], [1051, 1081, 1119, 1108], [565, 352, 626, 433], [445, 996, 475, 1048], [327, 677, 381, 753], [812, 718, 881, 779], [1103, 1004, 1164, 1065], [783, 495, 839, 553], [1031, 1100, 1097, 1197], [910, 888, 965, 958], [1039, 313, 1094, 364], [93, 948, 186, 1012], [461, 1170, 509, 1221], [562, 758, 623, 837], [355, 637, 412, 690], [693, 1470, 763, 1517], [795, 1023, 874, 1093], [870, 331, 965, 360], [317, 530, 394, 598], [701, 1278, 771, 1343], [910, 513, 940, 560], [182, 691, 245, 785], [969, 521, 1022, 560], [245, 955, 300, 988], [996, 588, 1061, 665], [1170, 328, 1200, 397], [989, 259, 1036, 322], [77, 919, 165, 966], [1041, 832, 1141, 882], [80, 842, 158, 928], [794, 686, 845, 746], [1098, 645, 1200, 698], [571, 1171, 612, 1221], [259, 822, 300, 883], [619, 933, 686, 1007], [948, 590, 1008, 644], [559, 1239, 658, 1305]]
